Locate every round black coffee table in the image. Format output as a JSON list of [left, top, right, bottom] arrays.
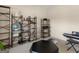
[[30, 40, 59, 53]]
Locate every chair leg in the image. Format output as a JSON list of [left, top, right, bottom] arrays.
[[70, 42, 78, 53], [66, 39, 72, 45], [66, 40, 79, 53], [67, 43, 75, 51]]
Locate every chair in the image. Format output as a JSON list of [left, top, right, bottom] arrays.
[[63, 31, 79, 53]]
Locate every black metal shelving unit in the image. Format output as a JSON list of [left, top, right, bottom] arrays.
[[12, 15, 37, 44], [18, 16, 30, 44], [41, 18, 50, 38], [0, 5, 11, 47], [18, 16, 37, 43], [11, 14, 22, 45], [28, 16, 37, 41]]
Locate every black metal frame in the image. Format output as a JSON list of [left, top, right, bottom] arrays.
[[0, 5, 11, 47], [28, 16, 37, 41], [63, 32, 79, 53], [11, 15, 23, 45], [66, 39, 79, 53], [41, 18, 50, 38], [18, 16, 30, 44]]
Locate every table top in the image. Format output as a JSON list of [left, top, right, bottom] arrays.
[[30, 40, 59, 53], [63, 33, 79, 39]]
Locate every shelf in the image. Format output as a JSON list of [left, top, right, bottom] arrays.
[[0, 5, 10, 8], [0, 32, 10, 34], [24, 35, 29, 37], [42, 26, 49, 29], [0, 37, 9, 41], [0, 20, 10, 21], [0, 12, 10, 15], [41, 18, 50, 38], [31, 32, 37, 34], [22, 24, 29, 27], [30, 20, 36, 24], [12, 16, 20, 18], [42, 32, 49, 33], [22, 30, 30, 33], [41, 25, 49, 26], [0, 5, 11, 47], [31, 28, 36, 29]]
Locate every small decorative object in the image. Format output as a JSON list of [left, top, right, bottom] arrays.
[[12, 21, 21, 31]]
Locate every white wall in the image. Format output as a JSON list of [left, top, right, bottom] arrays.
[[10, 5, 48, 17], [4, 5, 79, 41], [9, 5, 49, 38], [49, 6, 79, 41]]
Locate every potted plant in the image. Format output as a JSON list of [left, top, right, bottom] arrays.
[[0, 41, 5, 50], [0, 41, 9, 53]]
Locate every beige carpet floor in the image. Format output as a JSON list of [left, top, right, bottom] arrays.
[[8, 38, 79, 53]]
